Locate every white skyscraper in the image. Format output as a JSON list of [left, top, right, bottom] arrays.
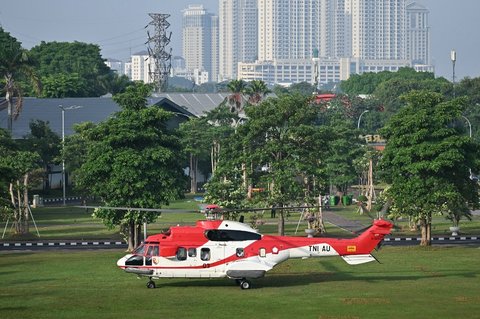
[[182, 5, 218, 82], [319, 0, 350, 58], [347, 0, 407, 60], [258, 0, 319, 61], [219, 0, 257, 80], [406, 2, 430, 65], [130, 51, 154, 83], [234, 0, 432, 84]]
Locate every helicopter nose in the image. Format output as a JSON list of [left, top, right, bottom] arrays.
[[117, 254, 132, 268]]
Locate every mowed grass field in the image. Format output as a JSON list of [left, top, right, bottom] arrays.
[[1, 246, 479, 319]]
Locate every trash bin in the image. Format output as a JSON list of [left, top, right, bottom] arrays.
[[342, 195, 352, 206], [330, 195, 340, 206]]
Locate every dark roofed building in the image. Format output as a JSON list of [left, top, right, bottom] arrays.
[[0, 93, 229, 139]]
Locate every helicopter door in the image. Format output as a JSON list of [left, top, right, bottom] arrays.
[[200, 243, 225, 275]]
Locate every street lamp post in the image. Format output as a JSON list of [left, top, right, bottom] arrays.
[[462, 115, 472, 138], [357, 110, 370, 129], [59, 105, 83, 206], [451, 50, 457, 97]]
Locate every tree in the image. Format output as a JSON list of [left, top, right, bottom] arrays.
[[217, 94, 328, 235], [23, 120, 61, 191], [245, 80, 271, 105], [226, 79, 248, 114], [373, 77, 452, 115], [75, 82, 186, 251], [29, 41, 111, 97], [0, 128, 41, 236], [340, 67, 436, 95], [0, 27, 41, 132], [179, 117, 211, 193], [204, 104, 237, 174], [288, 82, 317, 96], [380, 91, 480, 246], [40, 73, 88, 98]]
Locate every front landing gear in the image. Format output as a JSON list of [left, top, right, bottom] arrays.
[[235, 278, 252, 290], [147, 280, 156, 289]]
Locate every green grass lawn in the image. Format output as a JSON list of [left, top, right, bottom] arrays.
[[0, 246, 479, 319]]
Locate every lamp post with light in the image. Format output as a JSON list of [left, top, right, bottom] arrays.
[[59, 105, 83, 206], [451, 50, 456, 97], [357, 110, 370, 129]]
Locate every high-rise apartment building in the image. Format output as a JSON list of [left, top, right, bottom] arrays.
[[219, 0, 258, 80], [224, 0, 431, 84], [347, 0, 407, 60], [182, 5, 218, 82], [258, 0, 319, 61], [406, 2, 430, 65], [130, 51, 154, 83], [319, 0, 350, 59]]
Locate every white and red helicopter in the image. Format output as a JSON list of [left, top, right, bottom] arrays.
[[113, 206, 393, 289]]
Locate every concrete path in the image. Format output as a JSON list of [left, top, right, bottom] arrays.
[[323, 211, 367, 233]]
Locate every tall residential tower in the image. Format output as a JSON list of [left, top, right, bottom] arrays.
[[219, 0, 258, 80], [182, 5, 218, 82], [406, 2, 430, 65]]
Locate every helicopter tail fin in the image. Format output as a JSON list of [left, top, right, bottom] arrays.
[[341, 219, 393, 265]]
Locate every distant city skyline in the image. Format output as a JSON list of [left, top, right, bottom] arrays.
[[1, 0, 479, 81]]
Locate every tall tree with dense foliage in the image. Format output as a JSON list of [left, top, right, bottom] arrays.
[[380, 91, 480, 246], [245, 80, 271, 105], [208, 95, 330, 234], [340, 67, 436, 95], [0, 28, 41, 131], [0, 128, 41, 236], [29, 41, 111, 97], [226, 79, 248, 115], [179, 117, 211, 193], [23, 120, 61, 191], [75, 83, 186, 250]]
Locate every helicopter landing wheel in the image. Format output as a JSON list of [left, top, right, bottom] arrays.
[[147, 280, 156, 289], [240, 279, 251, 290]]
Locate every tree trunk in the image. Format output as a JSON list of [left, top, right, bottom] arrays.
[[190, 154, 198, 193], [278, 210, 285, 236], [366, 158, 374, 211], [211, 141, 220, 174], [23, 173, 30, 234], [127, 221, 135, 252], [315, 194, 326, 234], [134, 223, 142, 249], [420, 217, 431, 246]]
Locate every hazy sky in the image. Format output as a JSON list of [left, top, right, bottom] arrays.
[[1, 0, 479, 80]]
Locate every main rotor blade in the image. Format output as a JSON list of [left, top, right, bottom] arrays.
[[220, 205, 325, 213], [74, 206, 197, 213], [74, 205, 329, 214]]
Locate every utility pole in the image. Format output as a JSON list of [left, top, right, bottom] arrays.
[[451, 49, 456, 97], [146, 13, 172, 93]]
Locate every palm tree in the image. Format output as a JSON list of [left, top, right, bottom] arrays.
[[245, 80, 271, 105], [226, 79, 247, 114], [0, 28, 41, 132]]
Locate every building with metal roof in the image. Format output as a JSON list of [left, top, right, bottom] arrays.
[[0, 93, 229, 139]]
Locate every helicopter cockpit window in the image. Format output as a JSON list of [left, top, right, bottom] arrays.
[[125, 255, 144, 266], [132, 244, 145, 255], [205, 230, 261, 241], [146, 245, 159, 257], [176, 247, 187, 261]]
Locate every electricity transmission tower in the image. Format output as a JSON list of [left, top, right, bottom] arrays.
[[146, 13, 172, 93]]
